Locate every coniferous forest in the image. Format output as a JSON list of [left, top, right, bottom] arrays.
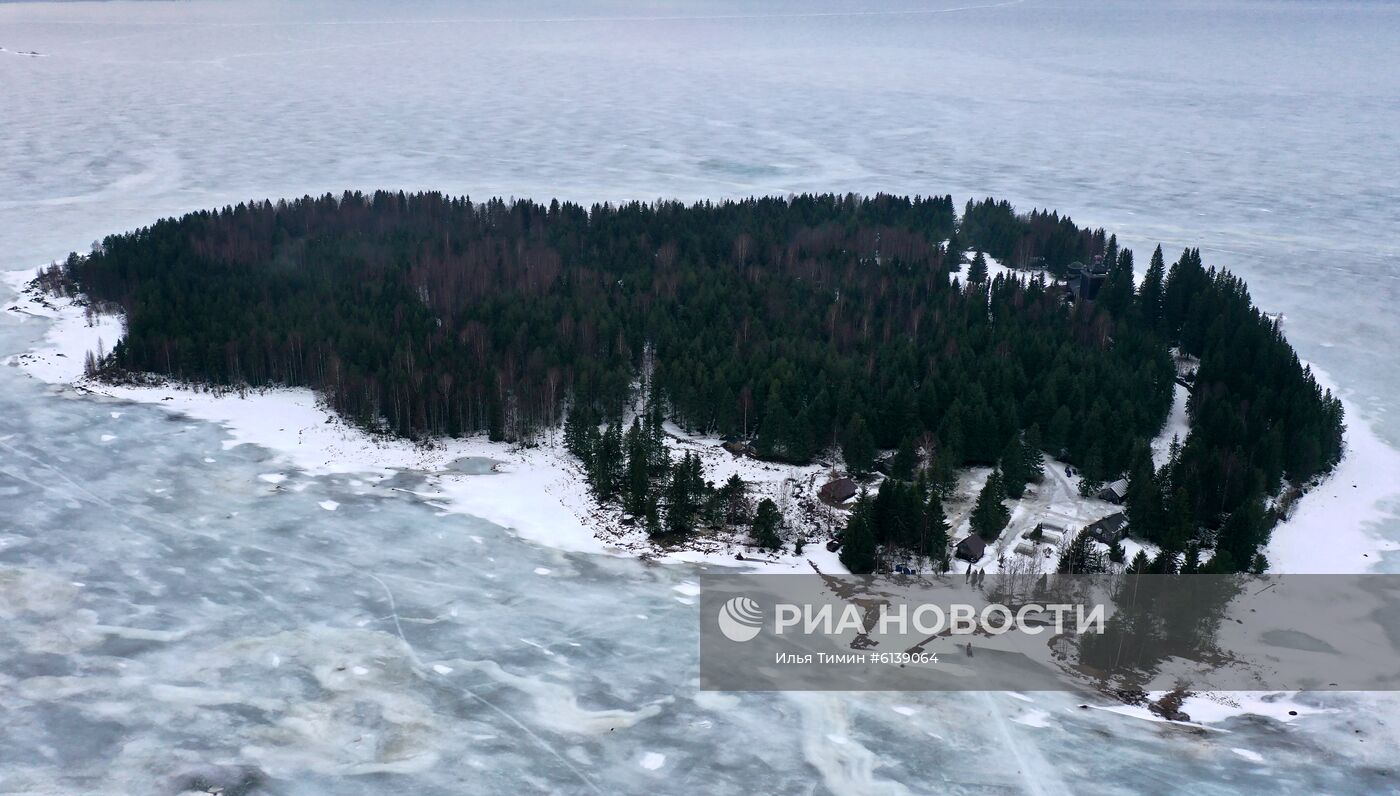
[[54, 191, 1344, 572]]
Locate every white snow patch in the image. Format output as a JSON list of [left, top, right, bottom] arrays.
[[639, 752, 666, 770], [1151, 382, 1190, 468], [432, 664, 453, 675], [532, 567, 552, 576], [1011, 709, 1052, 728], [258, 473, 287, 485], [1267, 365, 1400, 573], [1231, 748, 1264, 763], [318, 500, 339, 512]]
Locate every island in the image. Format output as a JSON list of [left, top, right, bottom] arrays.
[[26, 191, 1344, 575]]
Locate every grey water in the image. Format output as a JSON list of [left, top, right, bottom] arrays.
[[2, 0, 1399, 792]]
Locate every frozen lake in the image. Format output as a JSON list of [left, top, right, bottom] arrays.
[[2, 0, 1399, 792]]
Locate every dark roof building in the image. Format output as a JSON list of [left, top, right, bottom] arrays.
[[955, 534, 987, 563], [721, 440, 752, 456], [1096, 479, 1129, 504], [1084, 512, 1129, 544], [818, 477, 858, 504]]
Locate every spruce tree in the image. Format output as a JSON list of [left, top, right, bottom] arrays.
[[1100, 248, 1135, 317], [1139, 244, 1166, 332], [718, 474, 750, 526], [945, 231, 964, 273], [1022, 425, 1045, 484], [999, 435, 1031, 499], [841, 414, 877, 475], [591, 422, 624, 499], [1057, 529, 1105, 574], [1077, 447, 1105, 498], [892, 436, 918, 481], [751, 498, 782, 550], [968, 250, 989, 283], [756, 386, 795, 462], [1128, 549, 1151, 574], [1125, 442, 1166, 543], [969, 470, 1010, 541], [564, 402, 594, 459], [840, 494, 878, 574], [664, 452, 707, 535], [623, 419, 651, 517], [1215, 492, 1266, 573], [920, 491, 950, 566]]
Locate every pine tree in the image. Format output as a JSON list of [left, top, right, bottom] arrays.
[[1180, 542, 1201, 574], [1057, 529, 1105, 574], [1161, 483, 1195, 553], [1077, 447, 1105, 498], [968, 250, 989, 283], [920, 491, 950, 566], [969, 470, 1010, 541], [591, 422, 624, 499], [717, 473, 750, 526], [1139, 244, 1166, 332], [1100, 248, 1135, 317], [945, 231, 964, 273], [564, 402, 594, 460], [840, 494, 878, 574], [999, 435, 1031, 499], [1022, 425, 1045, 484], [892, 436, 918, 481], [645, 387, 669, 471], [664, 452, 707, 535], [751, 498, 782, 550], [622, 419, 651, 517], [841, 414, 877, 475], [1128, 550, 1151, 574], [1215, 491, 1266, 573], [1124, 441, 1165, 543], [756, 386, 794, 461]]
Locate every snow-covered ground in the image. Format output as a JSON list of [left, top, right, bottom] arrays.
[[1, 268, 1163, 579], [11, 265, 1392, 578], [8, 261, 1398, 744], [1264, 364, 1400, 572], [2, 270, 844, 574], [9, 268, 1399, 737]]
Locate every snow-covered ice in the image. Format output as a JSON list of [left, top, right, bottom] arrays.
[[4, 0, 1400, 789]]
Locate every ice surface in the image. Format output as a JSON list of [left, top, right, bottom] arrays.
[[4, 273, 1399, 796], [3, 0, 1400, 791]]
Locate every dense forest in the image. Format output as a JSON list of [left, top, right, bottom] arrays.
[[51, 191, 1343, 572]]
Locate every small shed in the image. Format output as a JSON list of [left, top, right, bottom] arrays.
[[818, 477, 858, 504], [1085, 512, 1130, 544], [1096, 479, 1129, 504], [955, 534, 987, 563], [722, 440, 752, 457]]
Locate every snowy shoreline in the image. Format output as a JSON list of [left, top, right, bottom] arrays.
[[1, 268, 847, 574], [7, 266, 1400, 731], [6, 266, 1398, 575]]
